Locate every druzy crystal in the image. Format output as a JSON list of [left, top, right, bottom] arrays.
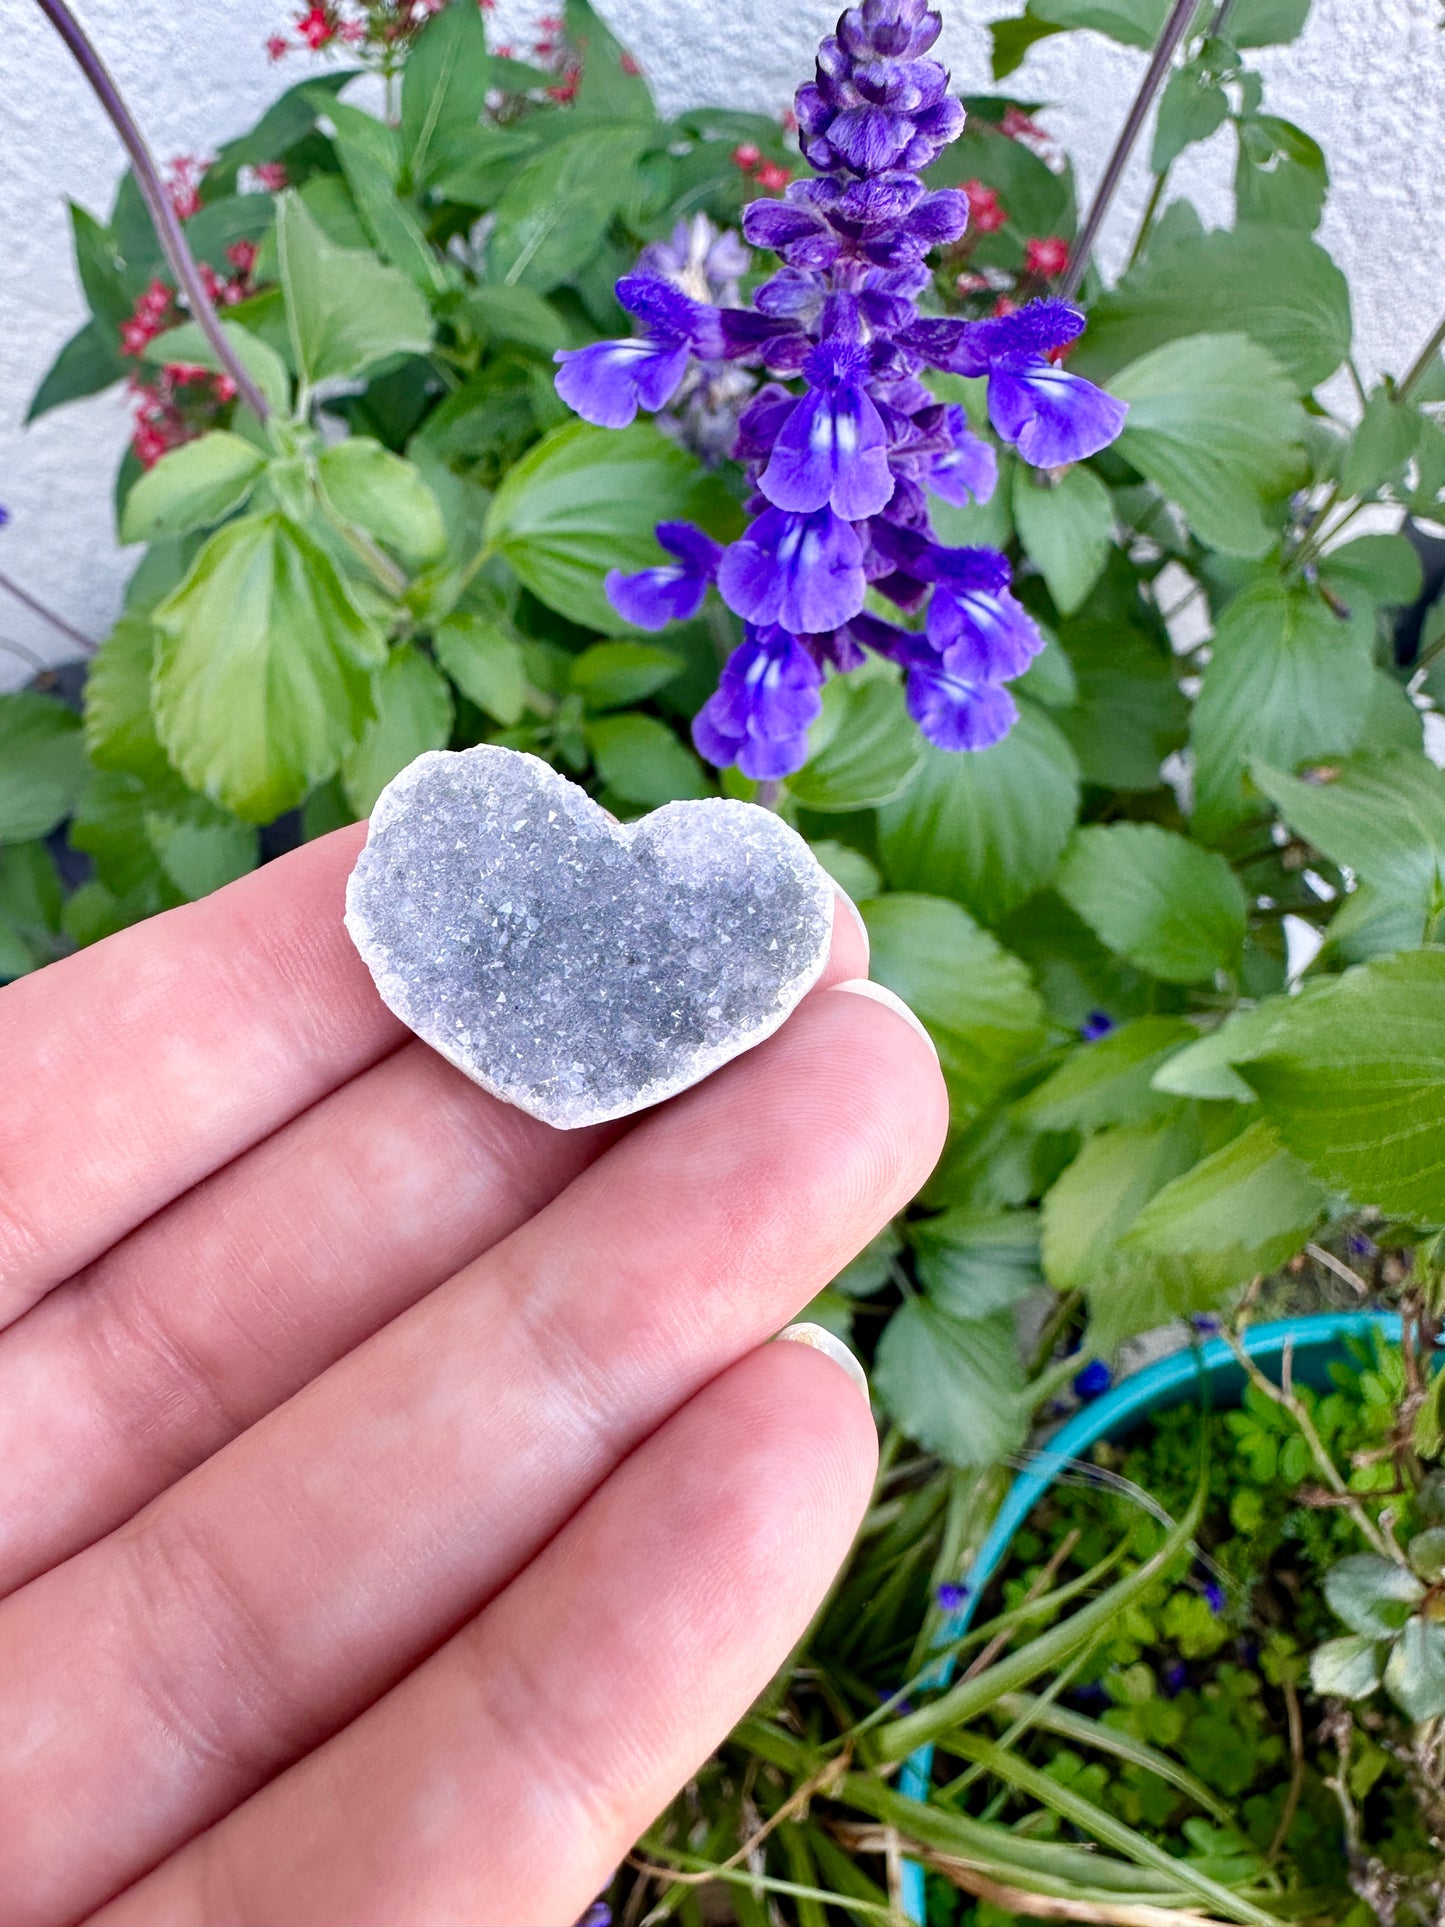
[[345, 746, 836, 1129]]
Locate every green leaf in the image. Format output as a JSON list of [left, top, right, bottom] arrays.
[[809, 839, 882, 904], [484, 419, 741, 631], [83, 613, 169, 780], [0, 693, 87, 840], [927, 124, 1077, 273], [832, 1223, 903, 1298], [1016, 1016, 1198, 1132], [568, 0, 655, 117], [275, 192, 433, 389], [1320, 533, 1425, 611], [1230, 0, 1312, 43], [991, 15, 1066, 78], [317, 439, 446, 568], [1053, 618, 1187, 791], [789, 675, 924, 813], [863, 893, 1049, 1124], [1079, 225, 1352, 393], [586, 714, 708, 804], [1111, 333, 1307, 556], [434, 609, 528, 724], [401, 0, 493, 188], [119, 432, 265, 544], [68, 201, 129, 329], [1012, 465, 1114, 616], [1251, 753, 1445, 944], [876, 705, 1081, 926], [464, 284, 570, 359], [27, 318, 126, 421], [1056, 823, 1247, 983], [328, 102, 444, 295], [1244, 950, 1445, 1220], [1338, 386, 1423, 499], [1027, 0, 1179, 48], [142, 318, 291, 416], [206, 71, 355, 193], [872, 1297, 1027, 1468], [0, 842, 66, 979], [1311, 1633, 1386, 1700], [1384, 1618, 1445, 1722], [486, 122, 655, 291], [569, 640, 680, 711], [152, 512, 385, 822], [1041, 1108, 1203, 1295], [341, 644, 454, 817], [1152, 61, 1230, 173], [1326, 1555, 1425, 1638], [1191, 579, 1375, 841], [908, 1208, 1044, 1316], [1235, 116, 1327, 232], [144, 803, 259, 901], [427, 124, 545, 207]]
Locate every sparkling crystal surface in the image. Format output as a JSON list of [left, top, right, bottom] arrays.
[[345, 746, 835, 1128]]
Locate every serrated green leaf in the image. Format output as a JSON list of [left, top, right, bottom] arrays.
[[433, 609, 528, 724], [1191, 578, 1375, 841], [0, 841, 66, 978], [809, 839, 882, 904], [1338, 386, 1423, 499], [873, 1297, 1027, 1468], [908, 1208, 1044, 1316], [484, 420, 741, 631], [1042, 1108, 1203, 1296], [1320, 533, 1425, 611], [569, 640, 680, 711], [1027, 0, 1181, 48], [1311, 1633, 1385, 1700], [275, 191, 432, 389], [877, 704, 1080, 926], [1053, 618, 1187, 791], [586, 714, 707, 804], [341, 644, 454, 818], [789, 674, 924, 813], [487, 122, 655, 291], [1012, 465, 1114, 616], [863, 893, 1048, 1124], [1111, 333, 1307, 556], [1016, 1016, 1197, 1132], [145, 805, 259, 901], [1235, 115, 1327, 231], [120, 432, 266, 544], [1244, 950, 1445, 1219], [1230, 0, 1312, 44], [318, 439, 446, 568], [83, 613, 169, 779], [401, 0, 494, 188], [832, 1222, 903, 1298], [0, 693, 87, 841], [152, 512, 385, 822], [1056, 822, 1247, 983], [1326, 1554, 1425, 1638], [1152, 61, 1229, 173]]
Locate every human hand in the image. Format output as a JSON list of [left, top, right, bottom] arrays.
[[0, 825, 946, 1926]]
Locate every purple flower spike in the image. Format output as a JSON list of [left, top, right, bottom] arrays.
[[760, 339, 895, 519], [928, 405, 998, 508], [605, 522, 723, 630], [692, 624, 823, 780], [988, 361, 1130, 469], [717, 506, 867, 634]]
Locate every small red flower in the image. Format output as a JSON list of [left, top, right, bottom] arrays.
[[781, 107, 798, 133], [954, 271, 990, 295], [991, 295, 1019, 318], [754, 160, 792, 192], [254, 161, 289, 192], [1001, 105, 1047, 142], [546, 65, 581, 102], [225, 238, 258, 274], [120, 318, 156, 356], [731, 142, 761, 171], [166, 156, 206, 222], [1025, 235, 1070, 278], [620, 52, 641, 75], [137, 279, 173, 322], [295, 5, 335, 49], [537, 11, 562, 25], [494, 43, 513, 57], [163, 362, 210, 385], [963, 180, 1006, 233], [214, 373, 239, 402], [338, 19, 366, 42], [534, 38, 556, 56], [265, 33, 290, 59]]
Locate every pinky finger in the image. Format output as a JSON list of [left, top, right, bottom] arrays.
[[91, 1338, 878, 1927]]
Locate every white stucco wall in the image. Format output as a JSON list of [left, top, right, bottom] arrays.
[[2, 0, 1441, 684]]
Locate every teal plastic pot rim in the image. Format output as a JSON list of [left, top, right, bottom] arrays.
[[898, 1310, 1405, 1925]]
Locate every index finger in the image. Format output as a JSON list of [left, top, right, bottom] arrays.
[[0, 824, 403, 1330]]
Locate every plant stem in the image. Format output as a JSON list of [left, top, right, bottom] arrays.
[[35, 0, 270, 423], [1126, 164, 1170, 270], [755, 778, 782, 810], [0, 568, 97, 656], [1059, 0, 1200, 304], [1399, 309, 1445, 404]]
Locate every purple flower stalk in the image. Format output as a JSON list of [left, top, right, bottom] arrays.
[[553, 0, 1128, 780]]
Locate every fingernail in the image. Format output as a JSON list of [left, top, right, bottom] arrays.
[[834, 888, 870, 968], [832, 978, 938, 1062], [776, 1322, 870, 1403]]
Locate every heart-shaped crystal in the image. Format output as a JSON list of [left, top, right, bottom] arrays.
[[344, 746, 835, 1128]]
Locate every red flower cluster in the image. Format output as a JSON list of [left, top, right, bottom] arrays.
[[166, 155, 208, 223], [296, 4, 334, 48], [962, 179, 1007, 234], [730, 144, 791, 193], [199, 239, 260, 311], [1001, 105, 1048, 143], [253, 161, 290, 192], [119, 279, 177, 358], [1024, 235, 1070, 279], [130, 362, 237, 471]]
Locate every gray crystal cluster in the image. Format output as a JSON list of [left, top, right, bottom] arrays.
[[345, 746, 835, 1128]]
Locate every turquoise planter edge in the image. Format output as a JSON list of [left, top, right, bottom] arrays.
[[898, 1311, 1404, 1924]]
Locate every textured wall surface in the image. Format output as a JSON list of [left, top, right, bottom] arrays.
[[2, 0, 1441, 684]]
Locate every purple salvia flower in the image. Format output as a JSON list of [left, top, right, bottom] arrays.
[[605, 522, 723, 630], [1081, 1011, 1115, 1041], [692, 624, 823, 780], [716, 505, 867, 634], [551, 0, 1126, 780]]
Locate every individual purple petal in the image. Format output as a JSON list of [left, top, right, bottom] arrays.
[[827, 102, 915, 174], [760, 339, 895, 519], [616, 274, 701, 347], [735, 384, 799, 462], [928, 405, 998, 507], [898, 315, 986, 376], [927, 578, 1042, 682], [553, 338, 689, 428], [988, 363, 1129, 467], [603, 521, 722, 630], [691, 623, 823, 779], [717, 506, 867, 634], [906, 660, 1018, 751], [657, 521, 724, 573], [909, 188, 969, 247], [970, 299, 1088, 365], [743, 199, 840, 271]]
